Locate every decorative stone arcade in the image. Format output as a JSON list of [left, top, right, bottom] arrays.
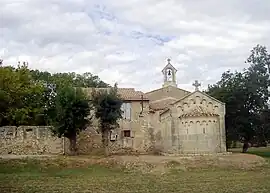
[[177, 107, 221, 154]]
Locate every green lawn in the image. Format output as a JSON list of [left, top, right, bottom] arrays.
[[229, 147, 270, 160], [0, 148, 270, 193]]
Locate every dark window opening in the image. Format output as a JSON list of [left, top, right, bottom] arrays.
[[6, 131, 13, 135], [123, 130, 131, 137]]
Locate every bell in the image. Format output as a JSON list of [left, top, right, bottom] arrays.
[[168, 70, 171, 76]]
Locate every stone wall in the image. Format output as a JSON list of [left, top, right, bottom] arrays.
[[64, 123, 156, 155], [0, 125, 156, 155], [64, 128, 103, 155], [62, 100, 156, 155], [158, 112, 225, 154], [0, 126, 64, 155]]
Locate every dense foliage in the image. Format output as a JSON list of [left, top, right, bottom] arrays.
[[0, 64, 46, 126], [51, 86, 91, 154], [207, 45, 270, 150], [0, 62, 109, 126], [91, 84, 123, 156], [0, 62, 109, 154]]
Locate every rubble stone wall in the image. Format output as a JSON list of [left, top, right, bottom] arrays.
[[0, 126, 63, 155], [0, 125, 156, 155]]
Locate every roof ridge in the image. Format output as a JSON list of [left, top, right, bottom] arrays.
[[145, 86, 190, 95], [82, 87, 148, 101], [150, 97, 177, 103]]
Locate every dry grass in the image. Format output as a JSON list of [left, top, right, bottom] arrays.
[[0, 148, 270, 193]]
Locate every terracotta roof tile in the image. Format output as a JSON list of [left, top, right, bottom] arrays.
[[82, 87, 149, 101], [149, 97, 177, 110], [179, 106, 218, 118]]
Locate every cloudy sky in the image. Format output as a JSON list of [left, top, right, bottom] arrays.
[[1, 0, 270, 92]]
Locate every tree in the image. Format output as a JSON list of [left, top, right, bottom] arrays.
[[207, 71, 247, 148], [28, 69, 110, 126], [30, 70, 110, 89], [91, 84, 123, 156], [0, 63, 46, 126], [51, 86, 91, 155], [207, 44, 270, 151], [260, 109, 270, 144], [242, 44, 270, 150]]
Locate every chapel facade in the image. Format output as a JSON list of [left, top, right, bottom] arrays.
[[85, 59, 227, 154]]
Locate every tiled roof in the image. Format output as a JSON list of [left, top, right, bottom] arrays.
[[179, 106, 218, 118], [149, 97, 177, 110], [82, 87, 149, 101]]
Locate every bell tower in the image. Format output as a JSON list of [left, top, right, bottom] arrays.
[[162, 58, 177, 88]]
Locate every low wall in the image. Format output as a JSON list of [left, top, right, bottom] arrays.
[[0, 126, 63, 155], [0, 126, 155, 155], [64, 128, 103, 155], [63, 128, 151, 155]]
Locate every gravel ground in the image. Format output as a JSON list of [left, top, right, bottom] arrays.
[[0, 154, 56, 159]]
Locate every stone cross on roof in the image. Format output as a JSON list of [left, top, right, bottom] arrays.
[[192, 80, 201, 91], [167, 58, 171, 64]]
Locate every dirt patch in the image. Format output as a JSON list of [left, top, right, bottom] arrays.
[[1, 153, 267, 174], [63, 153, 267, 174], [109, 154, 266, 172], [0, 154, 55, 159]]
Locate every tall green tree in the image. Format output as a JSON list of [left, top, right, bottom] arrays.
[[91, 84, 123, 156], [0, 63, 46, 126], [260, 109, 270, 143], [30, 70, 109, 89], [51, 86, 91, 155], [207, 71, 246, 147], [207, 44, 270, 151], [29, 70, 109, 125], [242, 44, 270, 148]]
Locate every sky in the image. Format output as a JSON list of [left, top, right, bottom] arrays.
[[1, 0, 270, 92]]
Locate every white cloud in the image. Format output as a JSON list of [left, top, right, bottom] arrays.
[[1, 0, 270, 92]]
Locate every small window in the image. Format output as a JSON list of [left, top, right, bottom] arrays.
[[6, 131, 13, 136], [26, 128, 33, 132], [123, 130, 131, 137], [203, 128, 206, 134]]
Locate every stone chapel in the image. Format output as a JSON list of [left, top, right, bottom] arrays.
[[84, 59, 227, 155]]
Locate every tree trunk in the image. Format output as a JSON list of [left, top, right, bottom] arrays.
[[102, 130, 109, 156], [69, 135, 77, 156], [232, 141, 237, 148], [242, 141, 250, 153]]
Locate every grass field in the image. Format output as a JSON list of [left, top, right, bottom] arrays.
[[229, 147, 270, 159], [0, 148, 270, 193]]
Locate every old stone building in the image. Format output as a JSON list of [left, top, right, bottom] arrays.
[[84, 59, 227, 154], [0, 59, 226, 155]]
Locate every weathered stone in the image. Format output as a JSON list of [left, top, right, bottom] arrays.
[[0, 126, 63, 155], [0, 59, 227, 156]]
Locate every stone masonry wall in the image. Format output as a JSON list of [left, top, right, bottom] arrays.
[[64, 125, 156, 155], [64, 128, 103, 155], [0, 126, 64, 155], [0, 125, 157, 155]]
